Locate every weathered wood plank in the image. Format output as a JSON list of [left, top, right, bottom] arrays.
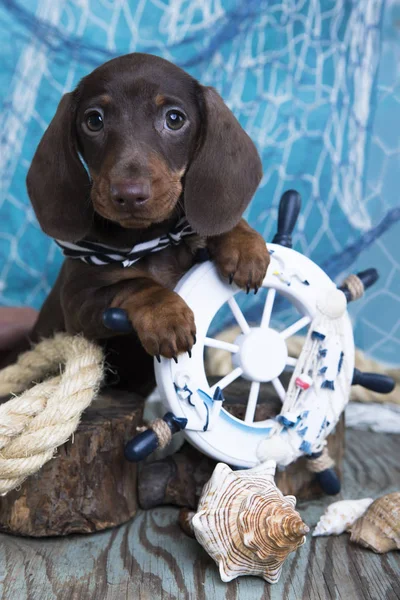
[[0, 429, 398, 600], [0, 390, 144, 537]]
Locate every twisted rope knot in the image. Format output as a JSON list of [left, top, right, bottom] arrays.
[[306, 447, 335, 473], [149, 419, 172, 449], [342, 274, 364, 301], [0, 334, 104, 495]]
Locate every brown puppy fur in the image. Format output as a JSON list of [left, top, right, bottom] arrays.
[[20, 53, 270, 395]]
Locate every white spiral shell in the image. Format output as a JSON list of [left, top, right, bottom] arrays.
[[313, 498, 374, 537]]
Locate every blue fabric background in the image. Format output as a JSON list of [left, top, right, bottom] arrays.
[[0, 0, 399, 365]]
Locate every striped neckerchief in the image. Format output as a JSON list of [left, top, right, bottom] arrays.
[[55, 216, 195, 267]]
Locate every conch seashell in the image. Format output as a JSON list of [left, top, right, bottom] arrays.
[[350, 492, 400, 553], [192, 460, 309, 584], [313, 498, 374, 536]]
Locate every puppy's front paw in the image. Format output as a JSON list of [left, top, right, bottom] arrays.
[[213, 231, 270, 293], [128, 291, 196, 360]]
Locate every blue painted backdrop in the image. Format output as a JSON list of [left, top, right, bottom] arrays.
[[0, 0, 399, 365]]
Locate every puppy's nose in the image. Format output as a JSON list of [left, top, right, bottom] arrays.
[[111, 180, 151, 208]]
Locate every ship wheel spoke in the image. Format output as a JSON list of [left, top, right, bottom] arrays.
[[210, 367, 243, 394], [272, 377, 286, 401], [286, 356, 298, 367], [280, 316, 311, 340], [228, 297, 250, 334], [204, 337, 239, 353], [260, 288, 276, 328], [244, 381, 261, 423]]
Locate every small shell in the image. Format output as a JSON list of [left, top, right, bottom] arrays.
[[313, 498, 374, 537], [350, 492, 400, 553], [192, 460, 309, 584]]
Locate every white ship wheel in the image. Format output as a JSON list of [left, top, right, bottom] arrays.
[[104, 191, 394, 477], [154, 241, 339, 467]]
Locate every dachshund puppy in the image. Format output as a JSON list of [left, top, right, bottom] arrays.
[[25, 53, 270, 394]]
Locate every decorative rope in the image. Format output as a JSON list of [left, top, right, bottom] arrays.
[[149, 418, 172, 449], [306, 447, 335, 473], [0, 334, 104, 495], [341, 274, 364, 301]]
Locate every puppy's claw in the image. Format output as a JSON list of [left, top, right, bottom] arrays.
[[193, 334, 197, 345], [173, 356, 178, 364], [188, 350, 192, 358], [246, 283, 250, 295], [155, 354, 161, 363], [254, 285, 259, 295], [229, 273, 234, 285]]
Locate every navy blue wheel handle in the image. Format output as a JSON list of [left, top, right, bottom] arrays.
[[352, 368, 395, 394], [103, 308, 133, 332], [124, 412, 187, 462], [307, 451, 341, 495], [315, 469, 341, 495], [272, 190, 302, 249], [339, 268, 379, 303]]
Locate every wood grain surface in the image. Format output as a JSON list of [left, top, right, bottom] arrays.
[[0, 390, 144, 537], [0, 429, 399, 600]]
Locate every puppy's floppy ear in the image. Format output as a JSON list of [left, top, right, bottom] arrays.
[[26, 92, 93, 242], [184, 87, 262, 236]]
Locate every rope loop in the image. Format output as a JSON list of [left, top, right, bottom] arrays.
[[306, 447, 335, 473], [149, 419, 173, 449], [342, 274, 364, 301], [0, 334, 104, 495]]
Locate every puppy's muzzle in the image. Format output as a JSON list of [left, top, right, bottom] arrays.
[[110, 179, 151, 212]]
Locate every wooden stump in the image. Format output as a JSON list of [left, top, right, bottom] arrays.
[[0, 390, 144, 537], [138, 378, 345, 509]]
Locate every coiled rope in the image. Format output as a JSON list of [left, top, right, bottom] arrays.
[[0, 334, 104, 495]]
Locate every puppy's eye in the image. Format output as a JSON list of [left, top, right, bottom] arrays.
[[165, 110, 185, 131], [85, 111, 104, 132]]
